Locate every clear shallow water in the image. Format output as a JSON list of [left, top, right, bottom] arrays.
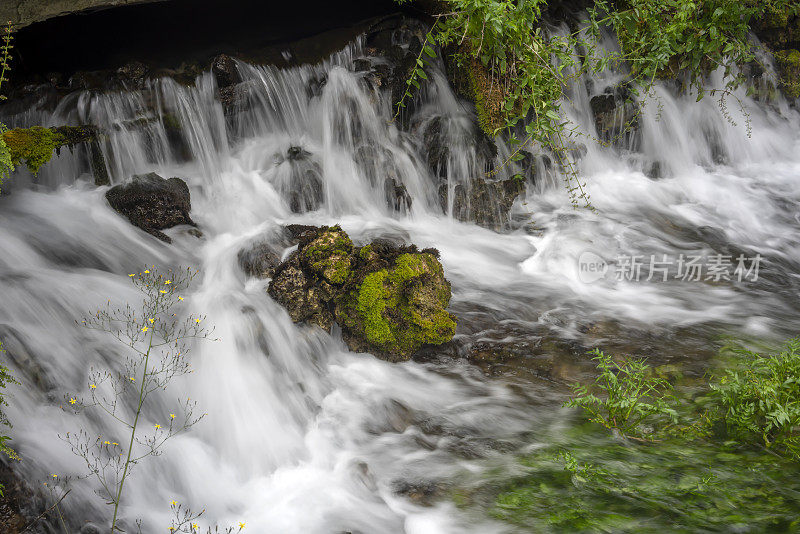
[[1, 36, 800, 533]]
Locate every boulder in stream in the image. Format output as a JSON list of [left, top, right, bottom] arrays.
[[267, 225, 456, 361], [105, 172, 195, 243]]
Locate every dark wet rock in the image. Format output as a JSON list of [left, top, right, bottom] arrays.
[[393, 480, 447, 507], [287, 145, 312, 161], [438, 177, 525, 230], [211, 54, 241, 89], [353, 58, 372, 72], [0, 461, 61, 534], [419, 116, 497, 179], [105, 172, 195, 243], [238, 242, 283, 279], [115, 60, 150, 89], [268, 225, 456, 361], [271, 147, 324, 213], [384, 177, 412, 213], [590, 84, 640, 148], [362, 16, 430, 127], [306, 73, 328, 99], [218, 81, 252, 115]]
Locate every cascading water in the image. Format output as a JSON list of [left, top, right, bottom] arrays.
[[1, 21, 800, 533]]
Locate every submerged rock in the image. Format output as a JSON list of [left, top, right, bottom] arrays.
[[238, 242, 283, 279], [267, 225, 456, 361], [590, 84, 640, 148], [271, 146, 324, 213], [439, 177, 525, 230], [105, 172, 195, 243]]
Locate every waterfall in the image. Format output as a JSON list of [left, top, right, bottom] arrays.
[[1, 23, 800, 533]]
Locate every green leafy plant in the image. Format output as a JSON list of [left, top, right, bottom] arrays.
[[709, 338, 800, 458], [394, 0, 799, 210], [0, 21, 14, 192], [0, 341, 21, 498], [565, 348, 678, 439], [66, 267, 214, 532]]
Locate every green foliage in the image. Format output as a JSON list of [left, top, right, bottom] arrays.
[[0, 22, 14, 192], [2, 126, 65, 175], [489, 430, 800, 532], [708, 338, 800, 458], [395, 0, 798, 210], [774, 48, 800, 98], [564, 349, 678, 439], [0, 341, 21, 498], [589, 0, 800, 97]]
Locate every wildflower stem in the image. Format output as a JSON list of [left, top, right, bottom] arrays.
[[111, 329, 152, 532]]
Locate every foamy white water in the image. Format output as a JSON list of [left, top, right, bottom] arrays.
[[1, 33, 799, 533]]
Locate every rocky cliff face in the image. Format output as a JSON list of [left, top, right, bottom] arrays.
[[0, 0, 164, 28]]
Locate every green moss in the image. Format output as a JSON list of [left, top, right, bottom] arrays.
[[775, 49, 800, 99], [357, 271, 395, 347], [351, 252, 456, 356], [301, 226, 353, 285], [2, 126, 65, 175], [0, 126, 12, 192], [443, 45, 504, 137], [465, 55, 505, 136]]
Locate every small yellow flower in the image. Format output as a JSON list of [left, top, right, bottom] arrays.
[[90, 384, 96, 389], [178, 296, 184, 301], [69, 398, 76, 405], [128, 273, 136, 277], [155, 424, 161, 430], [195, 318, 201, 323], [170, 500, 177, 506], [149, 318, 155, 324], [103, 440, 111, 445], [52, 474, 57, 478], [170, 413, 176, 419], [129, 377, 135, 382], [239, 522, 246, 529], [144, 270, 150, 273], [192, 523, 198, 530], [165, 280, 172, 285], [141, 326, 149, 332], [160, 290, 167, 294]]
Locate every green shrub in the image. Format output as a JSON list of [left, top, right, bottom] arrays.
[[709, 338, 800, 458], [564, 349, 678, 439]]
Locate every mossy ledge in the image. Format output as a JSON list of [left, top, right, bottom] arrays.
[[1, 125, 109, 185], [265, 225, 457, 361]]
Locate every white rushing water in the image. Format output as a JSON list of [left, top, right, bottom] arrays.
[[1, 30, 800, 533]]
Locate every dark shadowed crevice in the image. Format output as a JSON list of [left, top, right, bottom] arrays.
[[11, 0, 402, 81]]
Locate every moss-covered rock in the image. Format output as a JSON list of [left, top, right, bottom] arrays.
[[443, 45, 506, 137], [2, 127, 64, 175], [267, 225, 457, 361], [300, 226, 353, 285], [336, 252, 456, 359], [1, 125, 109, 184]]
